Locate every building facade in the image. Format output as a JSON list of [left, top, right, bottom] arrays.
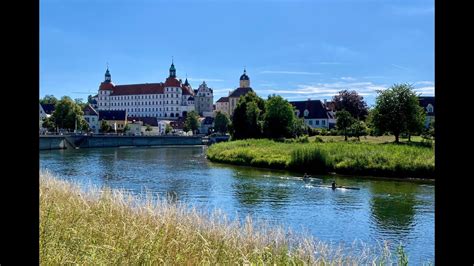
[[83, 104, 99, 133], [194, 81, 214, 116], [290, 99, 331, 129], [418, 96, 435, 128], [215, 69, 254, 116], [96, 62, 196, 120]]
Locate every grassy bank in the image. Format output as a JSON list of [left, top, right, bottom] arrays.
[[206, 139, 434, 178], [41, 172, 408, 264]]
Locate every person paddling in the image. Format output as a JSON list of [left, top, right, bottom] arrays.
[[331, 180, 336, 190], [303, 173, 310, 180]]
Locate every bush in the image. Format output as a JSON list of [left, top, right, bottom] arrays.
[[320, 128, 328, 136], [314, 137, 324, 143], [329, 129, 338, 136]]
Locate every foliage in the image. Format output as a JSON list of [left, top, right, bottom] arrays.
[[100, 120, 111, 133], [74, 98, 86, 109], [231, 92, 265, 140], [40, 95, 58, 105], [332, 90, 369, 120], [42, 117, 56, 131], [214, 111, 230, 134], [292, 118, 309, 137], [207, 139, 434, 178], [87, 94, 95, 104], [371, 84, 425, 143], [350, 120, 368, 141], [123, 124, 131, 133], [336, 110, 354, 141], [165, 124, 173, 134], [145, 124, 153, 132], [51, 96, 87, 131], [263, 95, 296, 139], [421, 119, 435, 140], [184, 111, 200, 133]]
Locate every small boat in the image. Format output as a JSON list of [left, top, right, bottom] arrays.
[[313, 184, 360, 190]]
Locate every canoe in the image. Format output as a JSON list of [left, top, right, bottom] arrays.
[[313, 185, 360, 190]]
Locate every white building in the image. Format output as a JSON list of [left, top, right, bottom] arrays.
[[290, 99, 331, 129], [96, 62, 196, 120], [83, 104, 99, 133], [214, 69, 254, 117], [194, 81, 214, 116]]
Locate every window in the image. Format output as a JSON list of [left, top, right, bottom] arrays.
[[315, 120, 319, 125], [427, 104, 434, 113], [322, 120, 326, 125], [304, 109, 309, 117], [309, 120, 313, 125]]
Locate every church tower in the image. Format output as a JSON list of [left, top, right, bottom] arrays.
[[239, 68, 250, 88], [104, 67, 111, 83], [169, 60, 176, 78]]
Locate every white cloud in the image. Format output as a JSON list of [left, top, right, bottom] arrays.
[[260, 70, 322, 75], [414, 86, 435, 95], [413, 81, 434, 86], [341, 77, 356, 81]]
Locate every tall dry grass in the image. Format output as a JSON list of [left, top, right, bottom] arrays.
[[40, 171, 408, 264]]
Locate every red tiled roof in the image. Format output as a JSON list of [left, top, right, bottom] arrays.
[[164, 77, 181, 87], [99, 82, 115, 90], [110, 83, 165, 95]]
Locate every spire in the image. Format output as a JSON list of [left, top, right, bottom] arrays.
[[104, 64, 111, 83], [184, 73, 189, 86], [169, 58, 176, 78]]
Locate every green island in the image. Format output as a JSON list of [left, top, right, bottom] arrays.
[[206, 136, 434, 179]]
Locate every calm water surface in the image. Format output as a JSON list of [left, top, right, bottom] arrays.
[[40, 146, 434, 263]]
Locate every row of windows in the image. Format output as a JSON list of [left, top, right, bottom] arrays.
[[99, 92, 182, 100], [106, 107, 180, 112], [307, 120, 326, 126], [84, 117, 96, 122], [99, 100, 181, 107], [128, 113, 181, 118]]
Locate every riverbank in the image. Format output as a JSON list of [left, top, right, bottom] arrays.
[[206, 139, 434, 179], [40, 172, 408, 264]]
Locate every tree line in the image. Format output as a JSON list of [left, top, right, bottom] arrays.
[[215, 83, 433, 143]]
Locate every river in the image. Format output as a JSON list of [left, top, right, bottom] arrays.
[[40, 146, 434, 263]]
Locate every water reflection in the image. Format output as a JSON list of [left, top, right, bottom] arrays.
[[369, 181, 418, 238]]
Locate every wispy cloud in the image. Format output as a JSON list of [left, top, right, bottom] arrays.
[[413, 81, 434, 86], [340, 77, 356, 81], [187, 78, 224, 82], [414, 86, 435, 95], [391, 64, 411, 71], [260, 70, 322, 75]]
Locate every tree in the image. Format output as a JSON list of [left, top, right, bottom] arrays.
[[231, 92, 265, 140], [332, 90, 369, 120], [184, 111, 200, 133], [292, 118, 308, 138], [42, 117, 56, 132], [74, 98, 86, 109], [123, 124, 131, 133], [100, 120, 111, 133], [371, 83, 425, 143], [214, 111, 230, 134], [336, 110, 354, 141], [145, 124, 153, 132], [40, 95, 58, 105], [350, 120, 368, 141], [263, 95, 296, 139], [87, 95, 95, 104], [165, 124, 173, 135], [51, 96, 86, 131]]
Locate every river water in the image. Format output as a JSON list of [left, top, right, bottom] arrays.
[[40, 146, 434, 263]]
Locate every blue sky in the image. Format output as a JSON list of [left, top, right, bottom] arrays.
[[40, 0, 434, 106]]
